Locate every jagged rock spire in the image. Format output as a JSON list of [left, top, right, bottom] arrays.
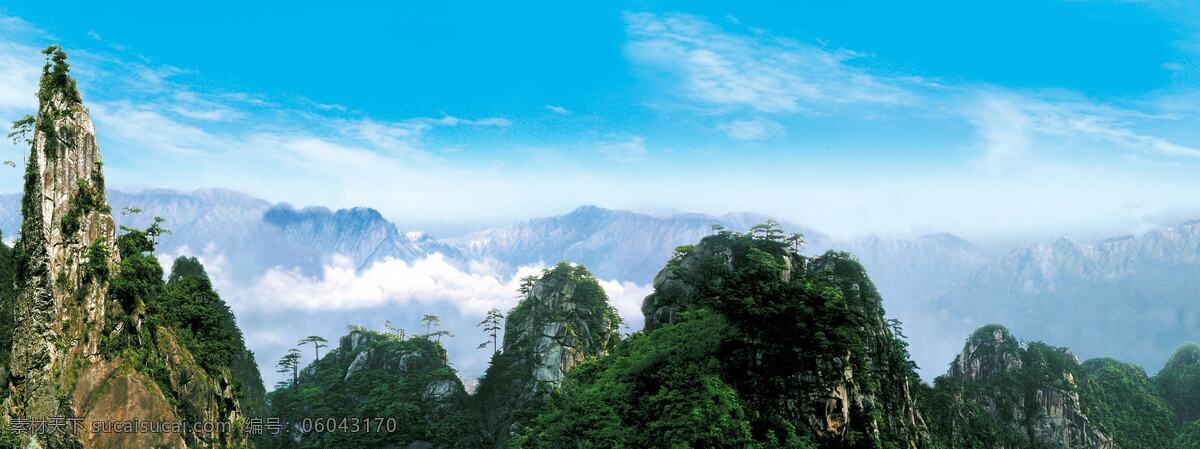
[[5, 45, 121, 446]]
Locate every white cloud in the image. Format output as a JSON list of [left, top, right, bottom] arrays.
[[240, 254, 651, 326], [966, 91, 1200, 168], [0, 42, 41, 114], [544, 104, 571, 115], [3, 10, 1200, 245], [596, 279, 653, 329], [89, 101, 220, 156], [716, 118, 784, 141], [246, 253, 541, 313], [624, 12, 914, 114], [168, 91, 243, 121]]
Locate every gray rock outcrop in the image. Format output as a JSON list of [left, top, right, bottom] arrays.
[[472, 262, 621, 446]]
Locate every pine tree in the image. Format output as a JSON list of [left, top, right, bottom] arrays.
[[276, 348, 302, 385], [785, 233, 806, 253], [421, 314, 440, 335], [478, 308, 504, 354], [298, 335, 328, 361], [384, 320, 406, 340]]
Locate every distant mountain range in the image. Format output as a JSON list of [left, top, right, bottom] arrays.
[[936, 222, 1200, 375], [448, 205, 829, 283], [0, 188, 1196, 380]]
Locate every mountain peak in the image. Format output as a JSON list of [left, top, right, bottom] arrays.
[[7, 47, 123, 435], [264, 203, 386, 225], [951, 324, 1023, 383], [566, 204, 615, 217]]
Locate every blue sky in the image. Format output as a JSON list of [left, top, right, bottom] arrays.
[[2, 1, 1200, 239]]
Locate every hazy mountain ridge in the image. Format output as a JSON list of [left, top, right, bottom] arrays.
[[973, 222, 1200, 293], [449, 205, 831, 283], [932, 221, 1200, 377], [841, 232, 991, 305], [262, 204, 438, 271]]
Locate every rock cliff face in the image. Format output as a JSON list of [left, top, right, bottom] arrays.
[[472, 262, 620, 446], [641, 232, 930, 448], [2, 47, 254, 449], [930, 325, 1114, 449], [4, 46, 124, 448]]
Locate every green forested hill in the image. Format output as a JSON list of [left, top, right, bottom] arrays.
[[261, 223, 1200, 449], [921, 324, 1200, 449], [265, 329, 473, 448], [512, 226, 929, 448], [1082, 358, 1179, 449], [1157, 343, 1200, 424]]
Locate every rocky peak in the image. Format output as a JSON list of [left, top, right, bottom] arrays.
[[263, 203, 431, 270], [642, 233, 799, 330], [472, 262, 621, 445], [498, 262, 619, 397], [950, 324, 1023, 383], [2, 48, 257, 449], [5, 46, 122, 437], [938, 326, 1115, 449], [640, 231, 930, 448]]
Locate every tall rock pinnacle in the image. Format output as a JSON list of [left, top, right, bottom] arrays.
[[5, 45, 122, 446]]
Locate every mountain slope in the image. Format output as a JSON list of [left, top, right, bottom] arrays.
[[471, 263, 621, 447], [923, 325, 1115, 449], [519, 229, 931, 448]]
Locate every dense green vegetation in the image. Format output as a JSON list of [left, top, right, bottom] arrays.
[[102, 217, 267, 433], [1157, 343, 1200, 425], [34, 46, 82, 163], [265, 330, 472, 448], [1082, 358, 1179, 449], [513, 309, 805, 448], [160, 255, 267, 417], [160, 256, 247, 380], [920, 376, 1025, 449], [1179, 419, 1200, 449]]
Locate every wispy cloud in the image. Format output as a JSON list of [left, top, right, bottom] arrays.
[[966, 90, 1200, 168], [0, 42, 40, 114], [624, 11, 915, 115], [544, 104, 571, 115], [2, 9, 1200, 242]]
